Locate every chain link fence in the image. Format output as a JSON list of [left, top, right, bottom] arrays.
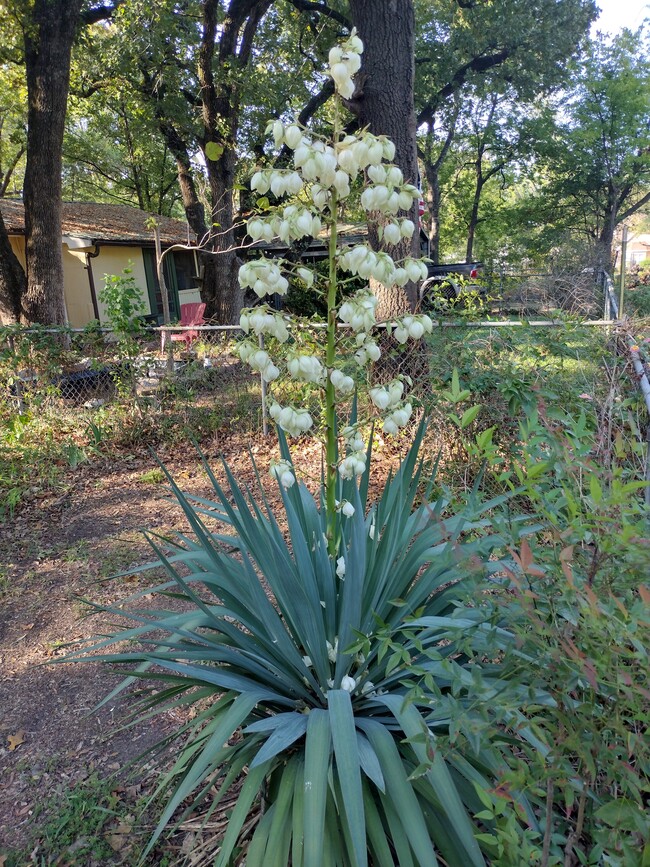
[[2, 310, 648, 506], [0, 324, 250, 409]]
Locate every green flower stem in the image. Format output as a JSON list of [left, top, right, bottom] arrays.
[[325, 103, 341, 558], [325, 188, 339, 557]]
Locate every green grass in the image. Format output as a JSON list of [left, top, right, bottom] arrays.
[[1, 774, 173, 867]]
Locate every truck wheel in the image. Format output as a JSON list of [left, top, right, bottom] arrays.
[[420, 277, 458, 310]]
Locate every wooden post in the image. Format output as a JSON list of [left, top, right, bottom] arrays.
[[619, 225, 628, 317], [151, 220, 174, 375]]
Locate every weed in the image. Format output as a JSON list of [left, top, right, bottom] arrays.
[[58, 539, 91, 563], [0, 774, 165, 867], [137, 467, 166, 485]]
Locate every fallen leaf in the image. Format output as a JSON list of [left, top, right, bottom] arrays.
[[105, 817, 134, 853], [8, 730, 25, 751]]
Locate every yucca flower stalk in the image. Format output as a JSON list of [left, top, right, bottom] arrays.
[[60, 29, 547, 867]]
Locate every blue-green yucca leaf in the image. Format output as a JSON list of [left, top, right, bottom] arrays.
[[303, 709, 332, 867], [334, 484, 367, 685], [143, 690, 268, 861], [328, 689, 367, 867], [356, 731, 385, 792], [291, 758, 305, 866], [213, 757, 273, 867], [138, 657, 297, 706], [362, 782, 395, 867], [357, 718, 440, 866], [377, 694, 486, 867], [249, 713, 309, 768]]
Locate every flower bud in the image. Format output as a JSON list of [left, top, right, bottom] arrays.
[[383, 418, 399, 436], [272, 120, 284, 146], [383, 222, 401, 245], [284, 125, 302, 150]]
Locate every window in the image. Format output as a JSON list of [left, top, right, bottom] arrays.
[[173, 250, 198, 291]]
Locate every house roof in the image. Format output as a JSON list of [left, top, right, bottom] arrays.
[[0, 200, 194, 247]]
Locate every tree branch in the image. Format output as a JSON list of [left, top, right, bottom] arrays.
[[81, 1, 125, 26], [285, 0, 350, 27], [298, 78, 335, 126], [417, 49, 510, 126], [618, 189, 650, 223]]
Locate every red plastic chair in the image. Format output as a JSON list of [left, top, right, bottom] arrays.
[[168, 302, 206, 349]]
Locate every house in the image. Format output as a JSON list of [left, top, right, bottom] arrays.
[[625, 231, 650, 268], [0, 200, 200, 327]]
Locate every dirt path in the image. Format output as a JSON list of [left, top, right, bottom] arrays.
[[0, 430, 403, 859]]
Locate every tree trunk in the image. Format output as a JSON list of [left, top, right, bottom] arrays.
[[349, 0, 419, 318], [466, 175, 483, 263], [425, 161, 442, 266], [205, 147, 243, 322], [21, 0, 84, 325], [0, 208, 26, 323], [421, 110, 459, 266], [598, 189, 618, 272]]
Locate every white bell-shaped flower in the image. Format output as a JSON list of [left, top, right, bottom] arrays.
[[333, 170, 350, 198], [284, 125, 302, 150], [369, 386, 390, 410], [382, 222, 401, 245], [272, 119, 284, 146], [271, 459, 295, 489], [382, 418, 399, 436], [247, 218, 265, 241], [297, 267, 314, 287]]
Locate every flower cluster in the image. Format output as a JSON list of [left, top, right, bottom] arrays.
[[269, 402, 313, 437], [339, 245, 427, 288], [248, 206, 321, 244], [339, 425, 367, 479], [287, 354, 325, 384], [238, 259, 289, 298], [369, 379, 413, 435], [329, 368, 355, 395], [328, 29, 363, 99], [392, 313, 433, 343], [237, 342, 280, 383], [338, 289, 378, 331], [251, 168, 303, 199], [270, 459, 295, 489], [239, 306, 289, 342]]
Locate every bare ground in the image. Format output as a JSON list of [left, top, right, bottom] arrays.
[[0, 429, 404, 861]]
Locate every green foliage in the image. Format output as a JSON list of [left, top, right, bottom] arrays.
[[63, 427, 545, 866], [2, 773, 172, 867], [99, 267, 146, 338], [521, 29, 650, 263], [438, 378, 650, 864]]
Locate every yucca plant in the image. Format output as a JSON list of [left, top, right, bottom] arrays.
[[62, 31, 548, 866], [65, 425, 542, 866]]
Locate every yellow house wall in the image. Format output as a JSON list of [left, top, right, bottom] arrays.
[[87, 247, 152, 326], [4, 238, 199, 326], [9, 236, 26, 270]]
